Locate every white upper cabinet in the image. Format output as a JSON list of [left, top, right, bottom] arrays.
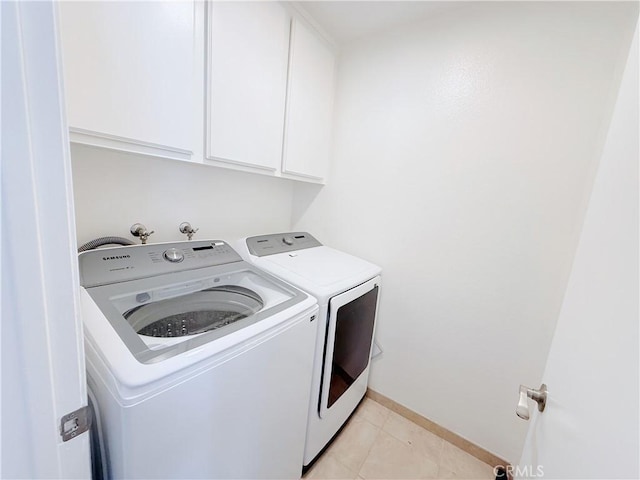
[[59, 1, 196, 161], [282, 18, 336, 182], [58, 2, 336, 183], [206, 2, 290, 171]]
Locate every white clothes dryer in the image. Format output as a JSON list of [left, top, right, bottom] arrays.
[[79, 240, 318, 479], [236, 233, 381, 467]]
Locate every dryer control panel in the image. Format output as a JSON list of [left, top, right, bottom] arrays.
[[247, 232, 322, 257], [79, 240, 243, 287]]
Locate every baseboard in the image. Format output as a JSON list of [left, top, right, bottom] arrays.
[[366, 388, 510, 469]]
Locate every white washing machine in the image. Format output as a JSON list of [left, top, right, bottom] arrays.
[[236, 232, 381, 467], [78, 240, 318, 479]]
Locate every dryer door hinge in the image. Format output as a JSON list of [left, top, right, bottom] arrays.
[[60, 405, 92, 442]]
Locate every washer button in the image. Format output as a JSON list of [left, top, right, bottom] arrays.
[[163, 248, 184, 263], [282, 236, 294, 246]]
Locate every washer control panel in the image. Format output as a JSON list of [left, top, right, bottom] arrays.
[[163, 248, 184, 263], [247, 232, 322, 257], [79, 240, 243, 287]]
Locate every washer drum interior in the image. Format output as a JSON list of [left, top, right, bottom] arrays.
[[125, 286, 264, 338]]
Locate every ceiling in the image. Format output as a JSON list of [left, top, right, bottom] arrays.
[[296, 1, 462, 45]]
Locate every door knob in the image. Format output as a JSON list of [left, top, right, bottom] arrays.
[[516, 384, 547, 420]]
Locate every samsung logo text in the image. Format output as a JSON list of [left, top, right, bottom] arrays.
[[102, 255, 131, 261]]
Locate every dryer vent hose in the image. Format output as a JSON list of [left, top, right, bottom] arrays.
[[78, 236, 136, 253]]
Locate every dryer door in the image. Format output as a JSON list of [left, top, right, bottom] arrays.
[[319, 276, 380, 418]]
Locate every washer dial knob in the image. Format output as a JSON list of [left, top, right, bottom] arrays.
[[282, 236, 294, 246], [163, 248, 184, 263]]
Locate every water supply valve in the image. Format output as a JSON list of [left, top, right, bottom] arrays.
[[130, 223, 154, 244], [179, 222, 199, 241]]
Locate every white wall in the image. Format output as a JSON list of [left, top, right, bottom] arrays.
[[519, 18, 638, 478], [71, 144, 295, 245], [292, 2, 638, 462]]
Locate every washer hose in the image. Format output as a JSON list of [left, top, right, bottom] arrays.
[[77, 236, 135, 253]]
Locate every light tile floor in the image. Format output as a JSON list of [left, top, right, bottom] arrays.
[[303, 398, 495, 480]]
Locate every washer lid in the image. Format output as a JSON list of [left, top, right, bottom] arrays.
[[85, 262, 310, 364]]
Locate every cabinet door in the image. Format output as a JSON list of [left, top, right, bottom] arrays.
[[206, 2, 290, 171], [282, 19, 336, 182], [59, 1, 195, 159]]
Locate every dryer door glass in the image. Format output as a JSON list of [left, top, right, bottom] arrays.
[[327, 286, 377, 407], [321, 279, 379, 413]]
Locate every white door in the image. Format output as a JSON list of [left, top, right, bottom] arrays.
[[1, 2, 91, 478], [517, 20, 638, 479]]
